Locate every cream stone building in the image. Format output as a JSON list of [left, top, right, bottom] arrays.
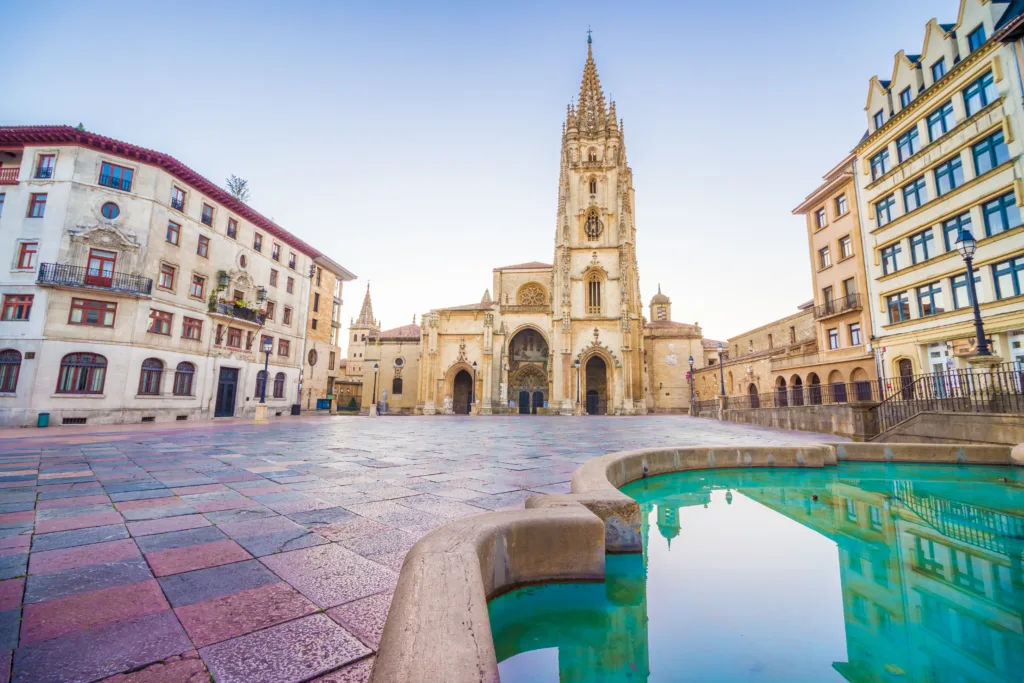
[[642, 286, 703, 413], [300, 256, 355, 412], [413, 39, 664, 416], [0, 125, 348, 426], [856, 0, 1024, 384]]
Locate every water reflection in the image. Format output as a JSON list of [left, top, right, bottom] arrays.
[[489, 464, 1023, 682]]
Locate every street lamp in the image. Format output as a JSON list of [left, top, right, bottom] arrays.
[[372, 363, 379, 405], [472, 361, 478, 405], [954, 228, 991, 356], [717, 343, 726, 396], [688, 355, 695, 408], [573, 358, 581, 414], [259, 337, 273, 404]]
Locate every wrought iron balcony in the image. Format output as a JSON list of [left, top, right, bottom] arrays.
[[37, 263, 153, 296], [813, 293, 862, 320], [34, 167, 54, 179], [170, 197, 185, 211], [0, 168, 19, 185], [210, 301, 265, 325], [98, 174, 133, 192]]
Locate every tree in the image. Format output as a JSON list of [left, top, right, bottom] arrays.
[[225, 175, 250, 203]]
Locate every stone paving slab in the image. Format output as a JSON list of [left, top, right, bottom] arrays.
[[0, 414, 827, 681]]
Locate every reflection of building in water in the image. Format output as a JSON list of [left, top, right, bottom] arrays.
[[746, 473, 1024, 682]]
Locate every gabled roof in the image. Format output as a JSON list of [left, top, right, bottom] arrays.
[[0, 125, 322, 258], [442, 302, 496, 312], [494, 261, 552, 271], [378, 324, 420, 341]]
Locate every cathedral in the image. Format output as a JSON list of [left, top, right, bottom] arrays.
[[348, 38, 704, 415]]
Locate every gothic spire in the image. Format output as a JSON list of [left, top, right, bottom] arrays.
[[355, 282, 375, 326], [577, 34, 607, 133]]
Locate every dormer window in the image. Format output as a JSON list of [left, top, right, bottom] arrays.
[[589, 179, 597, 194], [899, 87, 911, 108], [873, 110, 884, 130], [967, 25, 986, 54], [931, 58, 946, 83]]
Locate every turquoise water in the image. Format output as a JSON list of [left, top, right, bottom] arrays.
[[489, 463, 1024, 682]]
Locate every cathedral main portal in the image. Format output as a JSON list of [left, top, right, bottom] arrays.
[[508, 329, 549, 415]]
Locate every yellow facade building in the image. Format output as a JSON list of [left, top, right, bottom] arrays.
[[300, 256, 355, 412]]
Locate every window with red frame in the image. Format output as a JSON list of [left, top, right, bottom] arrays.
[[273, 372, 285, 398], [270, 269, 278, 287], [201, 203, 214, 226], [0, 350, 21, 392], [2, 295, 33, 321], [171, 186, 186, 211], [148, 309, 172, 335], [189, 274, 205, 299], [226, 327, 242, 348], [35, 155, 55, 179], [138, 358, 164, 395], [28, 193, 46, 218], [265, 301, 276, 320], [98, 162, 133, 192], [278, 339, 290, 357], [272, 243, 280, 261], [16, 242, 38, 270], [286, 277, 294, 294], [255, 370, 267, 398], [289, 253, 297, 270], [253, 233, 263, 252], [173, 362, 195, 396], [166, 221, 180, 245], [182, 317, 203, 341], [227, 218, 238, 239], [283, 306, 292, 325], [197, 235, 210, 258], [159, 264, 176, 290], [56, 353, 107, 394], [69, 298, 116, 326]]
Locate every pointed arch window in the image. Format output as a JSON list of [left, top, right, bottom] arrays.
[[273, 372, 286, 399], [586, 272, 602, 314], [584, 210, 603, 241], [589, 178, 597, 195], [138, 358, 164, 395], [392, 378, 403, 395], [587, 149, 598, 162]]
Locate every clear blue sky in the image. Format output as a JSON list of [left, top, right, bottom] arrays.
[[4, 0, 958, 342]]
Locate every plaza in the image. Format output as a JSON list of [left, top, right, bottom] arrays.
[[0, 415, 826, 683]]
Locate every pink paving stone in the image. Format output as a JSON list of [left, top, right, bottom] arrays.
[[174, 581, 318, 648], [36, 494, 111, 510], [238, 484, 291, 495], [0, 578, 23, 610], [145, 539, 252, 577], [127, 514, 212, 537], [191, 499, 261, 513], [216, 515, 303, 539], [0, 546, 27, 558], [312, 518, 391, 543], [21, 579, 169, 645], [326, 592, 392, 649], [199, 613, 371, 683], [29, 538, 140, 575], [0, 511, 34, 526], [115, 497, 187, 512], [0, 537, 29, 552], [260, 543, 398, 609], [34, 511, 124, 534], [309, 656, 375, 683], [169, 484, 228, 495], [0, 649, 9, 683], [97, 650, 208, 682]]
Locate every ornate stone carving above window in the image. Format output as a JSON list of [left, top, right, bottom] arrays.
[[517, 283, 545, 306]]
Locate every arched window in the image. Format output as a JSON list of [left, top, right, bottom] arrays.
[[588, 149, 597, 162], [173, 362, 195, 396], [392, 378, 403, 395], [255, 370, 267, 398], [57, 353, 107, 394], [586, 272, 602, 314], [273, 372, 285, 398], [138, 358, 163, 395], [0, 350, 21, 393], [589, 178, 597, 194], [353, 334, 358, 342], [584, 210, 603, 240]]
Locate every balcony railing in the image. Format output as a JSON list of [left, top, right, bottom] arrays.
[[37, 263, 153, 296], [98, 174, 132, 192], [34, 167, 54, 179], [0, 168, 19, 185], [813, 293, 862, 319], [170, 197, 185, 211], [210, 301, 265, 325]]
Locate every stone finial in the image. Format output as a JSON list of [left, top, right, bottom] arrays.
[[577, 38, 607, 132], [355, 282, 375, 326], [480, 289, 493, 304]]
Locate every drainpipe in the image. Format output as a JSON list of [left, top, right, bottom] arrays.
[[1011, 41, 1024, 106]]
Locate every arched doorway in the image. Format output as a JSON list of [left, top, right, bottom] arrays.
[[897, 358, 914, 399], [748, 383, 759, 409], [807, 373, 822, 405], [452, 370, 473, 415], [775, 377, 788, 407], [508, 328, 549, 415], [790, 375, 804, 406], [585, 356, 608, 415]]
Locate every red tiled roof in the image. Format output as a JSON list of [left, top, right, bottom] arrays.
[[646, 321, 692, 329], [378, 324, 421, 340], [0, 125, 322, 258], [442, 302, 495, 311], [494, 261, 552, 270]]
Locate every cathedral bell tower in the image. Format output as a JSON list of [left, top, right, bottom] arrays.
[[551, 35, 646, 415]]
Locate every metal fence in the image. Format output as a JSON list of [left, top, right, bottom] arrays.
[[37, 263, 153, 296], [873, 362, 1024, 434], [724, 381, 879, 410]]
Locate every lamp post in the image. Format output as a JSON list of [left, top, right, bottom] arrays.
[[573, 358, 582, 416], [717, 343, 726, 396], [254, 336, 273, 424], [688, 355, 695, 414], [369, 363, 379, 417], [954, 228, 991, 356], [471, 361, 478, 414]]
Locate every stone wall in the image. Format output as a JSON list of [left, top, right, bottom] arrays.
[[877, 411, 1024, 445]]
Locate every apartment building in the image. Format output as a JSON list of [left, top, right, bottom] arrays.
[[855, 0, 1024, 385], [0, 125, 350, 426], [301, 256, 356, 412], [792, 156, 878, 389]]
